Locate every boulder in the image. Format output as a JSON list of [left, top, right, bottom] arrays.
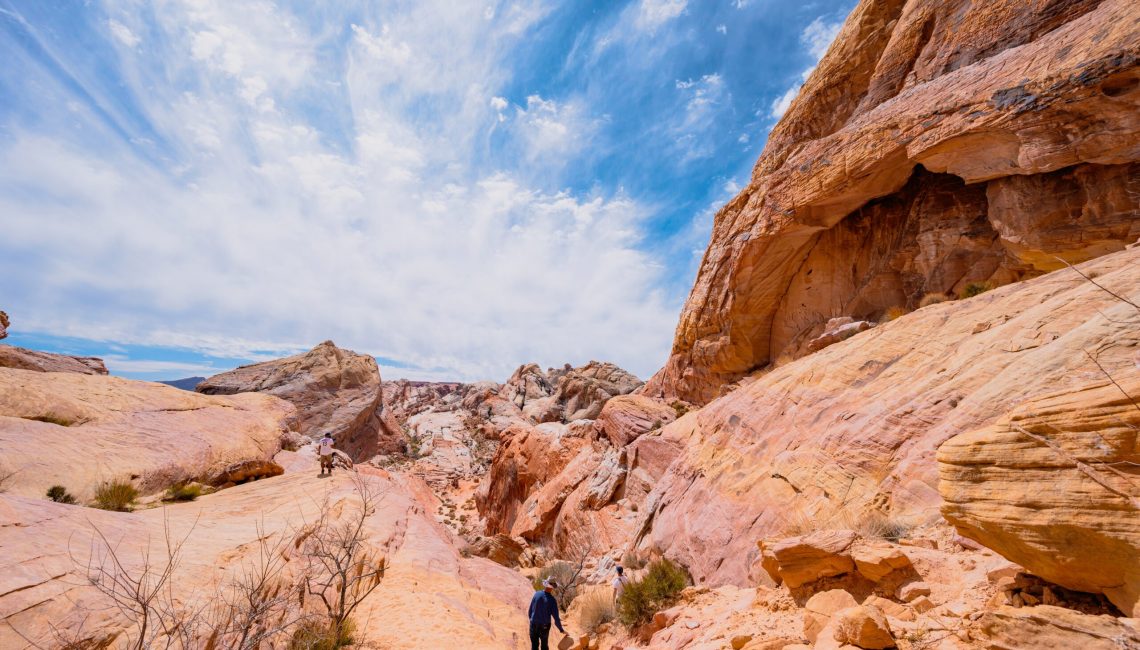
[[895, 581, 930, 603], [831, 605, 894, 649], [644, 0, 1140, 405], [634, 247, 1140, 587], [467, 534, 526, 567], [770, 530, 857, 588], [0, 368, 297, 499], [0, 310, 7, 339], [850, 541, 912, 583], [212, 459, 284, 485], [938, 378, 1140, 616], [197, 340, 403, 460], [0, 345, 108, 375], [803, 589, 858, 644], [806, 318, 874, 353], [975, 605, 1140, 650], [593, 394, 676, 447]]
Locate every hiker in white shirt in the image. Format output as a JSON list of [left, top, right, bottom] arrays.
[[318, 434, 335, 476], [612, 565, 629, 604]]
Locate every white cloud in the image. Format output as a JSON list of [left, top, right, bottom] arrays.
[[716, 24, 727, 35], [769, 15, 844, 119], [635, 0, 688, 32], [672, 74, 729, 161], [0, 1, 676, 381], [101, 355, 227, 376], [107, 19, 139, 48]]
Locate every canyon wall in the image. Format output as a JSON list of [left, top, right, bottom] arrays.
[[646, 0, 1140, 405]]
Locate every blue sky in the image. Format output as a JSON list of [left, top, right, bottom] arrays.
[[0, 0, 852, 382]]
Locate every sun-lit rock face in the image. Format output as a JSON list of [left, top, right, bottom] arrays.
[[197, 340, 403, 460], [0, 367, 297, 499], [500, 360, 643, 423], [634, 247, 1140, 587], [0, 467, 532, 648], [646, 0, 1140, 405], [0, 345, 109, 375], [939, 378, 1140, 617], [0, 311, 8, 340]]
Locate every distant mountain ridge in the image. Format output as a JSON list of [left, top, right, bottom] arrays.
[[158, 376, 206, 391]]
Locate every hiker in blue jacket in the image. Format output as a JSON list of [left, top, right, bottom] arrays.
[[528, 578, 567, 650]]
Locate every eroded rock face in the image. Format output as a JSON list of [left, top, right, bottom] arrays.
[[0, 311, 8, 340], [499, 361, 642, 423], [0, 368, 297, 499], [938, 378, 1140, 616], [197, 340, 402, 460], [634, 248, 1140, 587], [647, 0, 1140, 404], [975, 605, 1140, 650], [0, 345, 109, 375], [594, 394, 677, 447]]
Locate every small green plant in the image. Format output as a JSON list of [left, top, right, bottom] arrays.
[[164, 482, 202, 502], [918, 292, 952, 308], [670, 401, 691, 419], [577, 589, 617, 632], [46, 485, 77, 504], [960, 282, 993, 298], [93, 479, 138, 512], [289, 617, 356, 650], [617, 558, 689, 626]]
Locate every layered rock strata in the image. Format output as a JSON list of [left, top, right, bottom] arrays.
[[647, 0, 1140, 404], [197, 340, 402, 459]]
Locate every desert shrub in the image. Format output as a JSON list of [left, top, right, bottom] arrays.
[[960, 282, 993, 298], [617, 558, 689, 626], [533, 560, 581, 609], [165, 482, 202, 502], [289, 617, 355, 650], [670, 401, 691, 419], [46, 485, 77, 504], [0, 463, 15, 494], [918, 292, 952, 308], [883, 305, 909, 321], [28, 414, 76, 426], [577, 589, 617, 632], [853, 510, 912, 541], [93, 479, 138, 512]]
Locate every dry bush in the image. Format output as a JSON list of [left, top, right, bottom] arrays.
[[622, 551, 647, 571], [299, 474, 387, 645], [93, 479, 139, 512], [576, 590, 616, 632], [918, 293, 952, 308], [777, 503, 911, 541], [534, 561, 581, 609], [960, 281, 993, 298], [883, 305, 910, 321], [47, 485, 78, 504], [289, 617, 356, 650], [0, 462, 16, 493], [164, 482, 202, 502]]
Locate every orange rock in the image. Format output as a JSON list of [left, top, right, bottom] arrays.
[[594, 394, 676, 447], [645, 0, 1140, 404], [769, 530, 857, 588], [976, 605, 1140, 650], [803, 589, 858, 644], [831, 605, 894, 650], [197, 340, 403, 459], [850, 541, 912, 582], [938, 377, 1140, 616]]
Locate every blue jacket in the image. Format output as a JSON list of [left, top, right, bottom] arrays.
[[528, 590, 564, 632]]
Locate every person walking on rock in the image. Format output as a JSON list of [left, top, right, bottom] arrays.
[[612, 565, 629, 605], [318, 433, 335, 476], [528, 579, 566, 650]]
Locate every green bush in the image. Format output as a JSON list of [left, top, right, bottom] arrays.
[[961, 282, 993, 298], [46, 485, 77, 504], [289, 617, 356, 650], [93, 479, 138, 512], [617, 558, 689, 626], [164, 482, 202, 502]]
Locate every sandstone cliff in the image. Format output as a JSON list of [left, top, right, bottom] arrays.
[[197, 340, 403, 460], [633, 247, 1139, 595], [0, 345, 109, 375], [646, 0, 1140, 405]]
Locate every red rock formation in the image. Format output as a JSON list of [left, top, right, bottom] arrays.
[[0, 345, 108, 375], [646, 0, 1140, 405], [500, 361, 643, 423], [197, 341, 402, 460], [634, 248, 1140, 587], [0, 311, 8, 340]]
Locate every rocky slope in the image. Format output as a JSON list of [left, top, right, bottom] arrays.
[[646, 0, 1140, 405], [0, 367, 297, 500], [632, 248, 1139, 598], [197, 340, 403, 460], [0, 344, 109, 374]]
